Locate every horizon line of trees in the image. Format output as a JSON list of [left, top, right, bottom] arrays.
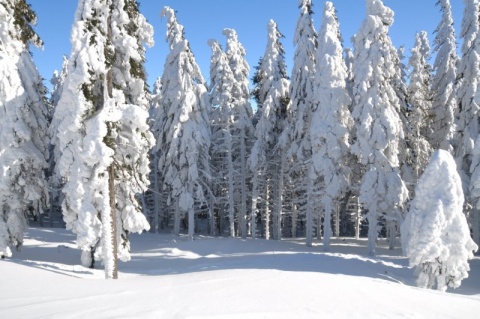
[[0, 0, 478, 289]]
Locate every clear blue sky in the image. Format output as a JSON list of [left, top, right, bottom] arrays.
[[28, 0, 464, 91]]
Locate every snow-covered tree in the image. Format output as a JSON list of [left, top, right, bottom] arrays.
[[223, 28, 254, 239], [47, 55, 69, 226], [452, 0, 480, 250], [408, 31, 434, 183], [249, 20, 290, 240], [208, 39, 237, 237], [351, 0, 409, 256], [402, 150, 478, 291], [0, 0, 49, 258], [152, 7, 211, 240], [311, 1, 353, 251], [454, 0, 480, 192], [287, 0, 317, 246], [469, 135, 480, 249], [430, 0, 458, 150], [52, 0, 153, 278]]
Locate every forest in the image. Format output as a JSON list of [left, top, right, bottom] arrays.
[[0, 0, 478, 291]]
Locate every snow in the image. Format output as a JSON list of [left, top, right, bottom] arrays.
[[402, 150, 478, 291], [1, 226, 480, 318]]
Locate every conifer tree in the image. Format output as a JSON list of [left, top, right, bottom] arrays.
[[288, 0, 317, 246], [249, 20, 290, 240], [208, 39, 237, 237], [52, 0, 153, 278], [223, 28, 254, 239], [431, 0, 458, 150], [152, 7, 211, 240], [452, 0, 480, 250], [408, 31, 434, 183], [0, 0, 49, 258], [311, 1, 353, 251], [403, 150, 478, 291], [48, 55, 69, 226], [455, 0, 480, 189], [352, 0, 408, 256]]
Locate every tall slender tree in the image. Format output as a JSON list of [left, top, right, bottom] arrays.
[[52, 0, 153, 278], [454, 0, 480, 192], [151, 7, 211, 240], [249, 20, 290, 240], [311, 1, 353, 251], [288, 0, 317, 246], [0, 0, 49, 258], [208, 39, 237, 237], [223, 28, 254, 239], [453, 0, 480, 250], [408, 31, 434, 183], [352, 0, 408, 256], [430, 0, 458, 150]]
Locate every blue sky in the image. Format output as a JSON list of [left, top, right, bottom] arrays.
[[28, 0, 464, 91]]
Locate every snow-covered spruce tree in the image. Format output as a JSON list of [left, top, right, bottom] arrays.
[[287, 0, 318, 246], [53, 0, 153, 278], [152, 7, 211, 240], [408, 31, 434, 183], [223, 28, 254, 239], [454, 0, 480, 207], [430, 0, 458, 150], [0, 0, 49, 258], [47, 55, 70, 227], [109, 0, 154, 258], [311, 1, 353, 251], [351, 0, 409, 256], [249, 20, 290, 240], [402, 150, 478, 291], [469, 135, 480, 249], [208, 39, 237, 237], [147, 77, 163, 232]]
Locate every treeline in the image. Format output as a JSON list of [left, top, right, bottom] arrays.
[[0, 0, 478, 284]]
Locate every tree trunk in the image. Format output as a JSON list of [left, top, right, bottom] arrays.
[[108, 164, 118, 279], [355, 197, 361, 240], [251, 174, 258, 239], [227, 138, 235, 237], [388, 220, 396, 250], [274, 152, 284, 240], [104, 13, 117, 279], [367, 207, 377, 256], [323, 199, 332, 251], [306, 167, 314, 247], [473, 208, 480, 255], [239, 128, 247, 239], [152, 153, 160, 233], [292, 204, 298, 238], [264, 183, 271, 240]]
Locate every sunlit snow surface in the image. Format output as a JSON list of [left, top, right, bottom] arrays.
[[1, 227, 479, 318]]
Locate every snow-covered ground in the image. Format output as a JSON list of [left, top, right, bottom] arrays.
[[1, 227, 479, 318]]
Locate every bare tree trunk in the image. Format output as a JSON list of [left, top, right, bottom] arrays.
[[367, 207, 377, 256], [273, 152, 284, 240], [292, 204, 298, 238], [251, 174, 258, 239], [306, 167, 314, 247], [227, 134, 235, 237], [473, 207, 480, 254], [108, 164, 118, 279], [355, 197, 361, 240], [240, 128, 247, 239], [152, 153, 160, 233], [264, 183, 271, 240]]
